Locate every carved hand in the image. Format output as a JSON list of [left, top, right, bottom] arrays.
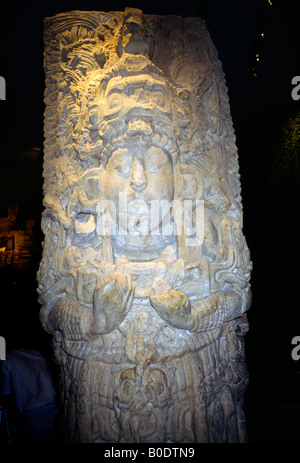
[[90, 273, 134, 335], [150, 289, 192, 330], [150, 288, 242, 332]]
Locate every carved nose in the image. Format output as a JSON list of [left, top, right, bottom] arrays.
[[130, 156, 147, 192]]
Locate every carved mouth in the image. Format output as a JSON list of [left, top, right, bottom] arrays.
[[133, 214, 149, 233], [126, 213, 149, 235]]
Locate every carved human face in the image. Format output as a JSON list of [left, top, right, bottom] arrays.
[[104, 145, 174, 234], [102, 74, 171, 123]]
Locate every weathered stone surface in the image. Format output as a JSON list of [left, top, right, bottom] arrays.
[[38, 8, 252, 443]]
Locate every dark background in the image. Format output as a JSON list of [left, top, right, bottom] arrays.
[[0, 0, 299, 443]]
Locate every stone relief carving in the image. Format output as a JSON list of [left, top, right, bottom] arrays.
[[38, 8, 252, 443]]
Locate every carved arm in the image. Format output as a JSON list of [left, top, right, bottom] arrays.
[[150, 287, 250, 332], [48, 273, 134, 340]]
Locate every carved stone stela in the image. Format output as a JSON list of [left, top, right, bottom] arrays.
[[38, 8, 252, 443]]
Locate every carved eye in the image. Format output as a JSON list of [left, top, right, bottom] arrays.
[[114, 163, 131, 177], [145, 147, 168, 173], [151, 90, 165, 107], [108, 149, 132, 177], [108, 92, 123, 109], [146, 160, 164, 173]]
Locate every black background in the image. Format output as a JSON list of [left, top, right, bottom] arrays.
[[0, 0, 299, 444]]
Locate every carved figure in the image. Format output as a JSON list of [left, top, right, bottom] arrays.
[[38, 8, 252, 443]]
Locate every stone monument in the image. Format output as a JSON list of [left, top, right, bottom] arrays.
[[38, 8, 252, 443]]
